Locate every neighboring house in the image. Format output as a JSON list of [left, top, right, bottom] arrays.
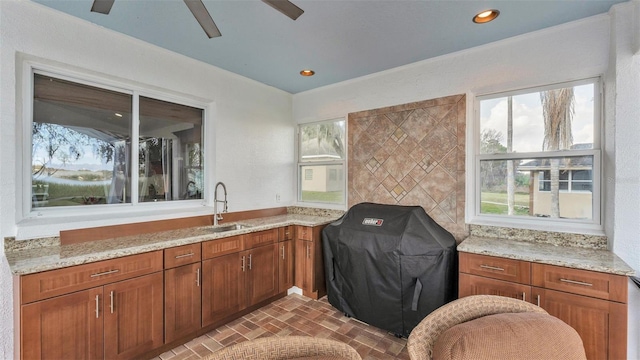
[[301, 164, 344, 193], [518, 144, 593, 219]]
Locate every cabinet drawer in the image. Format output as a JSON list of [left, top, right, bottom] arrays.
[[459, 273, 531, 302], [21, 250, 163, 304], [531, 263, 627, 303], [164, 243, 201, 268], [296, 226, 313, 241], [459, 253, 531, 284], [279, 226, 293, 241], [202, 235, 244, 259], [244, 229, 278, 249]]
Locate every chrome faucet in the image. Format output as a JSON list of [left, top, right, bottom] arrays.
[[213, 182, 228, 226]]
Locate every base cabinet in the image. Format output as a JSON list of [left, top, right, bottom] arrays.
[[21, 288, 104, 360], [21, 272, 164, 360], [164, 263, 202, 343], [294, 225, 326, 299], [104, 272, 164, 360], [278, 240, 294, 293], [459, 252, 628, 360], [202, 252, 244, 327]]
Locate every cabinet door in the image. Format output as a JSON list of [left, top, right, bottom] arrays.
[[295, 239, 313, 293], [533, 287, 627, 360], [104, 272, 164, 360], [21, 287, 104, 360], [165, 263, 202, 343], [459, 273, 531, 302], [202, 252, 245, 327], [278, 240, 294, 293], [246, 244, 279, 306]]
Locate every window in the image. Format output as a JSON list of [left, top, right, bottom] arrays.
[[473, 79, 601, 230], [30, 71, 204, 212], [298, 119, 346, 205]]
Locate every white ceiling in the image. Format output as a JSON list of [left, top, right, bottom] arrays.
[[32, 0, 626, 94]]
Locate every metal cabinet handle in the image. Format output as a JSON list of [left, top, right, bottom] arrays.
[[285, 231, 290, 237], [90, 269, 120, 278], [109, 291, 114, 314], [306, 245, 310, 259], [175, 252, 194, 259], [248, 254, 252, 270], [95, 295, 100, 318], [196, 268, 200, 287], [522, 292, 526, 302], [480, 265, 504, 271], [241, 256, 246, 272], [560, 278, 593, 287], [281, 245, 285, 260], [536, 294, 541, 307]]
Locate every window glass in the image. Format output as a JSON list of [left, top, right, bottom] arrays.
[[32, 74, 132, 207], [476, 80, 599, 225], [298, 119, 346, 205], [480, 155, 594, 219], [138, 96, 203, 202], [480, 84, 594, 153], [31, 73, 204, 210]]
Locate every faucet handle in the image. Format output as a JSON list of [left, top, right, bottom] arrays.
[[216, 213, 223, 221]]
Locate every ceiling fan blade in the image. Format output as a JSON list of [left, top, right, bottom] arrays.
[[262, 0, 304, 20], [183, 0, 222, 38], [90, 0, 115, 14]]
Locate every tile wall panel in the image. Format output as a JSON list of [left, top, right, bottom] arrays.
[[348, 94, 468, 240]]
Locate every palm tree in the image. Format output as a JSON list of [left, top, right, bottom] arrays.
[[540, 88, 574, 218]]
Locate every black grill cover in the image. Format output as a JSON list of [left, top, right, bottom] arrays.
[[322, 203, 457, 337]]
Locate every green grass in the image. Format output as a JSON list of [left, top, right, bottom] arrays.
[[481, 192, 530, 216], [301, 191, 343, 204], [33, 182, 108, 207]]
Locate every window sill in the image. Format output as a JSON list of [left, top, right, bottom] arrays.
[[16, 203, 214, 240], [468, 214, 605, 237]]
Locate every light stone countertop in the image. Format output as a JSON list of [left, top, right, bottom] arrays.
[[5, 213, 340, 276], [458, 236, 635, 276]]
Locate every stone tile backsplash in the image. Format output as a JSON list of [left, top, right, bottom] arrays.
[[347, 95, 468, 240]]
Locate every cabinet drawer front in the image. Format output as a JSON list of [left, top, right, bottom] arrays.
[[460, 253, 531, 284], [279, 226, 293, 241], [532, 263, 627, 303], [21, 251, 163, 304], [244, 229, 278, 249], [202, 235, 244, 259], [459, 273, 531, 302], [164, 243, 202, 268], [296, 226, 313, 241]]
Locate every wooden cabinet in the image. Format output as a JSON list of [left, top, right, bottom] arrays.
[[459, 252, 628, 360], [294, 225, 326, 299], [202, 252, 244, 327], [104, 272, 164, 360], [201, 230, 279, 327], [278, 225, 294, 293], [20, 251, 164, 360], [164, 243, 202, 343], [278, 240, 294, 293], [21, 287, 104, 360]]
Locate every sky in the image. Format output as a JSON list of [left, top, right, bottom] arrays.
[[479, 83, 595, 153]]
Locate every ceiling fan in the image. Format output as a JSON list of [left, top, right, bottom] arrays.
[[90, 0, 304, 38]]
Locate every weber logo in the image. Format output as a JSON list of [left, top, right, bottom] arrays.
[[362, 218, 384, 226]]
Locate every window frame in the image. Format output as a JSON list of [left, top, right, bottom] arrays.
[[468, 78, 603, 235], [296, 118, 347, 208], [20, 60, 214, 223]]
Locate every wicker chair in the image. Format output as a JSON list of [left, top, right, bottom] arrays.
[[407, 295, 586, 360], [205, 336, 362, 360]]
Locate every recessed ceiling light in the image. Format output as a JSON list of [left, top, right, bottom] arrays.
[[300, 69, 315, 77], [473, 9, 499, 24]]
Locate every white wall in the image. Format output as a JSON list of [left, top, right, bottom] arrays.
[[606, 2, 640, 359], [0, 0, 295, 357], [294, 6, 640, 358]]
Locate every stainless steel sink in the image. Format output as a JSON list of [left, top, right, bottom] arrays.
[[209, 224, 251, 233]]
